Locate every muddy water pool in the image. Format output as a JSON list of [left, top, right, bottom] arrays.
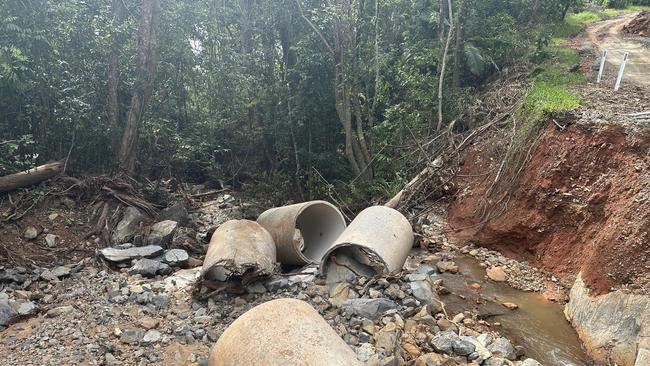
[[436, 256, 590, 366]]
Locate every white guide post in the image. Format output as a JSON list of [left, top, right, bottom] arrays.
[[596, 49, 607, 84], [614, 52, 629, 91]]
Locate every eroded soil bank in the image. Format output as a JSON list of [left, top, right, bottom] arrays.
[[447, 101, 650, 365]]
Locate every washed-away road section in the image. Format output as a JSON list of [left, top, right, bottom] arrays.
[[579, 12, 650, 88]]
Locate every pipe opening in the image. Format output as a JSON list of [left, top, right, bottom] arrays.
[[295, 203, 347, 262], [321, 245, 387, 285]]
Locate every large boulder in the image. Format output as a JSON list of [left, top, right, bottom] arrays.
[[146, 220, 178, 248], [565, 274, 650, 366], [111, 207, 146, 244]]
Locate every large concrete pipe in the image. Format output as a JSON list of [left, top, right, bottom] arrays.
[[257, 201, 346, 265], [320, 206, 413, 283], [208, 298, 362, 366], [201, 220, 276, 284]]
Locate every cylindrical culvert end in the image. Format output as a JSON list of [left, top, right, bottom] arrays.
[[208, 298, 362, 366], [201, 220, 276, 284], [257, 201, 346, 265], [320, 206, 413, 282]]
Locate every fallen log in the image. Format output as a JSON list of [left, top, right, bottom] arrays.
[[0, 161, 64, 193]]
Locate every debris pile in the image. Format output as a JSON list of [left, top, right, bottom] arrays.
[[623, 11, 650, 37]]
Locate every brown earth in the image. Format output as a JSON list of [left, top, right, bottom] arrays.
[[446, 87, 650, 296], [623, 10, 650, 37]]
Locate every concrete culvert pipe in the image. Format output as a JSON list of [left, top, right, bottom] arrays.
[[257, 201, 346, 265], [201, 220, 276, 284], [208, 298, 362, 366], [320, 206, 413, 283]]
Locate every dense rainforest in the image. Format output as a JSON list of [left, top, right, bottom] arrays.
[[1, 0, 647, 202]]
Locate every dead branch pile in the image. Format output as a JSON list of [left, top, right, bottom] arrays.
[[623, 11, 650, 37], [385, 65, 533, 215]]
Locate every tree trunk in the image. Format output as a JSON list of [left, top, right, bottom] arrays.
[[108, 0, 125, 148], [436, 0, 454, 131], [452, 0, 466, 88], [0, 161, 63, 193], [118, 0, 160, 174]]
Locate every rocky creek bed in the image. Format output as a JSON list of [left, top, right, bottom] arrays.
[[0, 193, 594, 366]]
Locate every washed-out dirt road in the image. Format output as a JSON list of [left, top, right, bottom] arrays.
[[581, 12, 650, 88]]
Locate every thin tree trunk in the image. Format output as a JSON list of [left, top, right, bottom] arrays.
[[108, 0, 125, 148], [452, 0, 466, 88], [118, 0, 160, 174], [436, 0, 454, 132]]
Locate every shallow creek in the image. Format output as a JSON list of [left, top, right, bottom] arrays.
[[436, 256, 590, 366]]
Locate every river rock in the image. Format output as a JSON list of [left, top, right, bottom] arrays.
[[17, 301, 36, 316], [409, 280, 443, 313], [160, 201, 189, 226], [436, 261, 459, 274], [146, 220, 178, 248], [0, 300, 16, 327], [430, 330, 460, 355], [502, 302, 518, 310], [142, 330, 162, 344], [129, 259, 171, 277], [100, 245, 163, 262], [111, 207, 145, 244], [163, 249, 189, 265], [342, 298, 398, 320], [23, 226, 39, 240], [46, 305, 74, 318], [415, 353, 447, 366], [565, 274, 650, 366], [487, 337, 516, 360], [40, 266, 71, 282], [487, 266, 507, 282], [484, 357, 508, 366], [452, 337, 476, 356], [518, 359, 543, 366], [44, 234, 57, 247]]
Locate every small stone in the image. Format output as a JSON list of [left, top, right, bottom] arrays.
[[518, 359, 542, 366], [129, 258, 171, 277], [342, 298, 398, 320], [436, 261, 459, 274], [502, 302, 518, 310], [120, 328, 143, 345], [487, 267, 507, 282], [355, 343, 376, 362], [24, 226, 39, 240], [40, 266, 71, 282], [415, 353, 447, 366], [452, 338, 476, 356], [147, 220, 178, 248], [17, 301, 37, 316], [100, 245, 164, 262], [112, 207, 146, 244], [488, 337, 516, 360], [401, 342, 421, 358], [45, 234, 58, 247], [139, 317, 159, 330], [142, 330, 162, 344], [46, 305, 74, 318], [430, 331, 460, 355], [48, 213, 60, 221], [163, 248, 189, 265], [105, 353, 118, 366]]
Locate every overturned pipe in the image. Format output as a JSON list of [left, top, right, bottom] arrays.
[[320, 206, 413, 283], [257, 201, 346, 265], [208, 298, 362, 366], [201, 220, 276, 284]]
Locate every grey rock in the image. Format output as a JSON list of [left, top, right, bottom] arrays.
[[17, 301, 37, 316], [430, 331, 460, 355], [46, 305, 74, 318], [129, 259, 171, 277], [342, 298, 398, 320], [484, 357, 508, 366], [452, 338, 476, 356], [147, 220, 178, 248], [24, 226, 39, 240], [0, 300, 16, 326], [142, 330, 162, 344], [40, 266, 71, 281], [488, 337, 517, 360], [45, 234, 58, 247], [265, 277, 291, 291], [160, 202, 190, 226], [163, 248, 189, 265], [100, 245, 163, 262], [120, 328, 143, 345], [112, 207, 146, 244], [415, 265, 437, 275], [355, 343, 376, 362], [105, 353, 118, 366], [518, 359, 543, 366], [409, 280, 443, 313], [477, 333, 494, 347]]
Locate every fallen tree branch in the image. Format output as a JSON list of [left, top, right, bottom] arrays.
[[0, 161, 64, 193]]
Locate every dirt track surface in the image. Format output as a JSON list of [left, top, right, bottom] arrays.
[[581, 12, 650, 88]]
